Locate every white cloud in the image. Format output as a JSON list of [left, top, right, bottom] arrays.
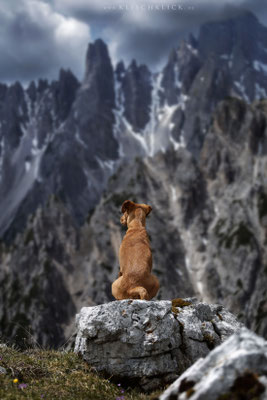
[[0, 0, 90, 83], [24, 0, 89, 41], [25, 0, 90, 68]]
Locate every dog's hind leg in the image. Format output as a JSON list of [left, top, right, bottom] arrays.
[[112, 277, 126, 300], [146, 274, 160, 300], [128, 287, 149, 300]]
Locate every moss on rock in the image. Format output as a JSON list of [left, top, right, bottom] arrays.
[[172, 298, 192, 308], [217, 371, 265, 400], [171, 299, 192, 316]]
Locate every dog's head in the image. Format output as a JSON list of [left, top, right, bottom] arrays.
[[120, 200, 152, 227]]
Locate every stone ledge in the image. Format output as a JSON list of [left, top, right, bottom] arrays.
[[74, 299, 243, 391]]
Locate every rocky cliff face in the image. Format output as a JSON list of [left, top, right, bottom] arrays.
[[79, 97, 267, 337], [199, 98, 267, 338], [0, 39, 119, 243], [0, 10, 267, 347], [0, 197, 79, 348]]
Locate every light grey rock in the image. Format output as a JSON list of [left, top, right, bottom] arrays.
[[74, 299, 242, 391], [159, 327, 267, 400]]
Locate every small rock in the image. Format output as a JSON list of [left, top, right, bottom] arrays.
[[159, 327, 267, 399], [0, 366, 7, 374]]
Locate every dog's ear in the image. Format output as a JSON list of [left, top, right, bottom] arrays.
[[146, 205, 152, 216], [121, 200, 135, 214], [120, 214, 127, 226]]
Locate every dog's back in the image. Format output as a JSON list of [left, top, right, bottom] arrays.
[[120, 225, 152, 280]]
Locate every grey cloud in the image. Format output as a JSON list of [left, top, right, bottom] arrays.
[[0, 12, 55, 83], [0, 0, 266, 84], [241, 0, 267, 24], [53, 0, 267, 72], [8, 12, 47, 42], [0, 0, 89, 85]]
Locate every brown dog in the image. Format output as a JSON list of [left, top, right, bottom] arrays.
[[112, 200, 159, 300]]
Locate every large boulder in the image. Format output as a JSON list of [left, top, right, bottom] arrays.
[[159, 327, 267, 400], [74, 298, 242, 391]]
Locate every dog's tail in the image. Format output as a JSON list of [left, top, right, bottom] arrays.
[[128, 286, 149, 300]]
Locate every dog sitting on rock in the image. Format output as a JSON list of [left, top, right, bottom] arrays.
[[112, 200, 159, 300]]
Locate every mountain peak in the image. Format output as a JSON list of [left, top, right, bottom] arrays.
[[129, 59, 138, 71], [115, 61, 125, 82], [115, 61, 125, 73], [168, 48, 178, 64], [198, 9, 264, 60], [84, 38, 111, 83], [188, 33, 198, 49]]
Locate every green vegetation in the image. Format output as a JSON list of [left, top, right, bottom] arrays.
[[44, 259, 52, 273], [224, 223, 254, 249], [52, 194, 60, 204], [86, 209, 94, 224], [127, 178, 136, 187], [24, 229, 34, 246], [0, 345, 162, 400], [215, 221, 254, 250], [172, 299, 192, 308], [258, 192, 267, 220], [255, 299, 267, 333], [24, 276, 40, 310], [203, 333, 215, 350], [236, 279, 243, 290], [171, 306, 180, 315], [213, 219, 226, 237], [171, 298, 192, 315], [223, 96, 242, 103], [100, 263, 113, 272], [234, 278, 243, 295], [104, 192, 138, 208], [1, 262, 55, 349]]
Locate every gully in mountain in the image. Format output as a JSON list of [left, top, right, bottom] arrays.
[[112, 200, 159, 300]]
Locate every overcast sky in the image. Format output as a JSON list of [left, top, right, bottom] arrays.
[[0, 0, 266, 85]]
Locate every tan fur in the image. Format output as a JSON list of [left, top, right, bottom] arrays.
[[112, 200, 159, 300]]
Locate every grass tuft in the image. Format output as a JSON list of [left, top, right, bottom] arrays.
[[0, 344, 162, 400]]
